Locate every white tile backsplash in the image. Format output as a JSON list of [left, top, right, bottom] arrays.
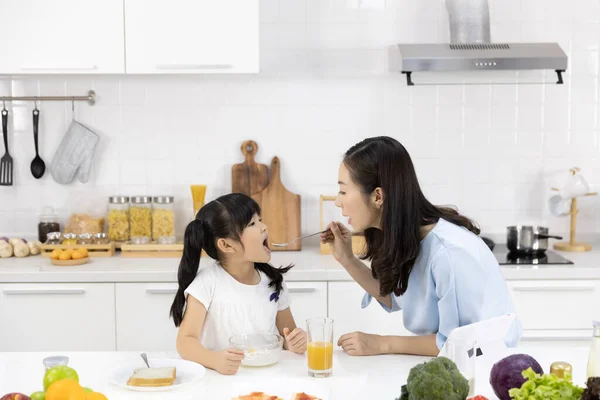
[[0, 0, 599, 239]]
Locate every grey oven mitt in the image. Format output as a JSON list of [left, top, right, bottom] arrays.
[[50, 121, 100, 184]]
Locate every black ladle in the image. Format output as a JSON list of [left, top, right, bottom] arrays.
[[30, 106, 45, 179]]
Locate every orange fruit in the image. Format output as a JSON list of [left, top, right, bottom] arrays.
[[65, 248, 74, 256], [50, 249, 61, 260], [86, 393, 108, 400], [78, 248, 89, 257], [58, 251, 71, 261], [72, 251, 84, 260], [46, 379, 85, 400]]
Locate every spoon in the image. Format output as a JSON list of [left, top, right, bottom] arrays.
[[271, 230, 327, 247], [30, 108, 45, 179], [141, 353, 151, 368]]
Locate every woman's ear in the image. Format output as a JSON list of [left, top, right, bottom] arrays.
[[372, 187, 384, 209], [216, 238, 236, 253]]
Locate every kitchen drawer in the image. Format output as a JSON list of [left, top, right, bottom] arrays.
[[116, 283, 179, 351], [508, 280, 600, 331], [328, 282, 411, 347], [286, 282, 328, 330], [0, 283, 116, 351]]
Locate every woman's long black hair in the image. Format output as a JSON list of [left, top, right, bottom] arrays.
[[170, 193, 292, 327], [344, 136, 479, 297]]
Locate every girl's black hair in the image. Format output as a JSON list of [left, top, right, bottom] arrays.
[[344, 136, 479, 297], [170, 193, 292, 327]]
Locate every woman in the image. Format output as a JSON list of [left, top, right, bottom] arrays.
[[321, 136, 521, 357]]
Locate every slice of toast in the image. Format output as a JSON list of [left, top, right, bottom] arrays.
[[127, 366, 176, 387]]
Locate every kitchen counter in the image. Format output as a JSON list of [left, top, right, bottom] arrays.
[[1, 245, 600, 283], [0, 347, 591, 400]]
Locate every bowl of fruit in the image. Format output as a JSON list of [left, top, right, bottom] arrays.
[[49, 248, 89, 266]]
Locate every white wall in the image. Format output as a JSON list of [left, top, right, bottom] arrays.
[[0, 0, 599, 239]]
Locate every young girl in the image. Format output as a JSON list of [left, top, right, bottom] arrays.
[[170, 193, 307, 375]]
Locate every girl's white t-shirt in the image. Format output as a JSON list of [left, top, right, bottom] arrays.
[[184, 261, 291, 351]]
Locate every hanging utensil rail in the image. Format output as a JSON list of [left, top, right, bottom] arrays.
[[1, 90, 96, 106]]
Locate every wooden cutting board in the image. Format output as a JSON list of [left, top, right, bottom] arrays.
[[252, 157, 301, 251], [231, 140, 269, 197]]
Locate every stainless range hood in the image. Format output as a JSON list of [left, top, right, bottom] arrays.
[[390, 0, 568, 86]]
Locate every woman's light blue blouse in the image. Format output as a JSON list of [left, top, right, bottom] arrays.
[[362, 218, 522, 349]]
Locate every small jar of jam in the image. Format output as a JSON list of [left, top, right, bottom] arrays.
[[61, 233, 78, 245], [78, 233, 94, 245]]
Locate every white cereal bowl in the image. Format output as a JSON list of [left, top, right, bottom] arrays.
[[229, 333, 284, 367]]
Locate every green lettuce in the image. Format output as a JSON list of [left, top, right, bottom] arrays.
[[508, 367, 584, 400]]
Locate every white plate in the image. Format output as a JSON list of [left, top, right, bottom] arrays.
[[109, 358, 205, 392]]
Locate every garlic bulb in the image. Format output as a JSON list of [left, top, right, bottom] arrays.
[[0, 243, 14, 258], [13, 244, 30, 258]]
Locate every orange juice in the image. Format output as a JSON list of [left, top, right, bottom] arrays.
[[307, 342, 333, 371]]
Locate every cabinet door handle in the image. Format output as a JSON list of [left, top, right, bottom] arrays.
[[21, 66, 98, 71], [512, 286, 595, 292], [288, 288, 317, 294], [3, 288, 86, 295], [146, 288, 178, 295], [155, 64, 233, 70]]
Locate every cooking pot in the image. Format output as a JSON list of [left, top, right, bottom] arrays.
[[506, 226, 562, 255]]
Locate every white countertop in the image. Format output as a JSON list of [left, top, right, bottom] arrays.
[[0, 347, 591, 400], [1, 245, 600, 283]]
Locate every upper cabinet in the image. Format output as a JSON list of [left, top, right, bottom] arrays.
[[0, 0, 259, 75], [0, 0, 125, 74], [124, 0, 259, 74]]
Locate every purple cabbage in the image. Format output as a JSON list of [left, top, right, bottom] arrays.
[[490, 354, 544, 400]]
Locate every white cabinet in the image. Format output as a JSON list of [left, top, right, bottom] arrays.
[[287, 282, 328, 330], [0, 0, 125, 74], [115, 282, 327, 351], [328, 282, 411, 347], [0, 283, 115, 351], [115, 283, 179, 351], [124, 0, 259, 74], [508, 280, 600, 347]]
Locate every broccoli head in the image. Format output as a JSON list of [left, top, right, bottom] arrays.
[[397, 356, 469, 400]]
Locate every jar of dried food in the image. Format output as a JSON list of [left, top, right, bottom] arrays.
[[61, 233, 78, 245], [94, 232, 109, 245], [78, 233, 94, 245], [130, 196, 152, 240], [45, 232, 62, 245], [152, 196, 175, 241], [38, 206, 60, 244], [107, 196, 130, 241]]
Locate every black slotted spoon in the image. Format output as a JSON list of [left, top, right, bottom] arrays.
[[0, 105, 13, 186]]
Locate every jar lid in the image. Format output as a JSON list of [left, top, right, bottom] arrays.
[[131, 236, 151, 244], [131, 196, 152, 204], [78, 233, 93, 239], [109, 196, 130, 204], [47, 232, 62, 240], [153, 196, 175, 204], [43, 355, 69, 369], [94, 233, 107, 239], [63, 233, 76, 239], [158, 235, 177, 244], [40, 206, 59, 223]]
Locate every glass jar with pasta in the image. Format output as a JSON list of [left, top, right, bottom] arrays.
[[130, 196, 152, 240], [152, 196, 175, 241], [107, 196, 130, 242]]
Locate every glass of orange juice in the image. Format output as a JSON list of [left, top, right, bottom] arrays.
[[307, 317, 334, 378]]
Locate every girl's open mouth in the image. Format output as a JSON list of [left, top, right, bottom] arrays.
[[263, 238, 271, 253]]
